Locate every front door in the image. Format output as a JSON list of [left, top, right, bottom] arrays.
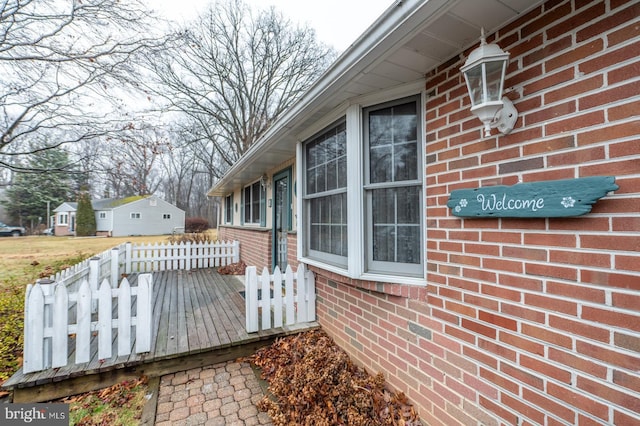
[[273, 169, 291, 271]]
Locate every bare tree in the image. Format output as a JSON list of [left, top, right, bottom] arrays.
[[97, 125, 171, 198], [144, 0, 336, 174], [0, 0, 169, 172]]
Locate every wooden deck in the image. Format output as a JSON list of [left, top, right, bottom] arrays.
[[4, 269, 318, 402]]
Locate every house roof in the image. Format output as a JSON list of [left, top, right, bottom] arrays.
[[53, 202, 77, 213], [54, 195, 160, 212], [207, 0, 544, 196], [92, 195, 151, 211]]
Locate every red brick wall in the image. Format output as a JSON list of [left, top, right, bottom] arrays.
[[314, 1, 640, 425], [218, 226, 299, 272], [218, 226, 272, 270]]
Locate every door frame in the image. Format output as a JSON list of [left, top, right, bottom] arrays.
[[271, 167, 292, 271]]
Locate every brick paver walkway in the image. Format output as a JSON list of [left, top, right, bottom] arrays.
[[155, 361, 273, 425]]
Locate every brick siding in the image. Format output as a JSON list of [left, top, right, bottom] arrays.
[[218, 226, 298, 272], [314, 1, 640, 424]]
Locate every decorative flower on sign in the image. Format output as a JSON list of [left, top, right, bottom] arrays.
[[561, 196, 576, 208], [455, 199, 468, 213]]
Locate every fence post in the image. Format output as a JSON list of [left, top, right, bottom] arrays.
[[260, 267, 271, 330], [273, 266, 283, 328], [284, 265, 295, 326], [125, 242, 132, 274], [89, 256, 99, 313], [245, 266, 258, 333], [305, 267, 316, 322], [111, 247, 119, 288], [136, 274, 152, 353], [118, 277, 131, 357], [38, 278, 54, 369], [233, 240, 240, 263], [98, 279, 112, 360], [296, 265, 308, 324], [23, 284, 44, 373], [185, 241, 191, 271], [52, 283, 69, 368], [76, 280, 92, 364]]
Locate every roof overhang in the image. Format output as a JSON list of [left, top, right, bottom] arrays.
[[207, 0, 543, 196]]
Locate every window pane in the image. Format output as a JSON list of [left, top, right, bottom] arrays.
[[320, 225, 329, 253], [244, 187, 251, 223], [370, 186, 421, 265], [316, 164, 326, 193], [395, 142, 418, 181], [307, 193, 347, 257], [307, 167, 317, 195], [397, 186, 420, 224], [373, 225, 394, 262], [393, 102, 417, 142], [327, 160, 337, 190], [370, 146, 392, 183], [337, 156, 347, 188], [397, 225, 420, 264], [368, 100, 418, 184], [307, 142, 317, 168], [372, 188, 394, 225], [310, 224, 320, 250], [369, 110, 393, 147]]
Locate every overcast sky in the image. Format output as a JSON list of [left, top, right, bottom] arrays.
[[151, 0, 393, 52]]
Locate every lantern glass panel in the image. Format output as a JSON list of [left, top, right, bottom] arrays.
[[484, 60, 505, 102], [464, 64, 484, 107]]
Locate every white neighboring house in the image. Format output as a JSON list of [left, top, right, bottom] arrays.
[[53, 195, 185, 237]]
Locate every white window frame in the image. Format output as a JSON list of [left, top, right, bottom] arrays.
[[297, 82, 426, 285], [99, 212, 106, 219], [243, 180, 263, 225], [225, 194, 233, 224], [363, 96, 423, 276], [163, 213, 171, 219], [302, 119, 348, 268], [59, 213, 68, 225], [130, 212, 141, 219]]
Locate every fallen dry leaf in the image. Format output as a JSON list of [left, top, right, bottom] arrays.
[[245, 329, 423, 426]]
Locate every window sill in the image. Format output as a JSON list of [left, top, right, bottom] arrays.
[[301, 257, 426, 298], [219, 224, 270, 232]]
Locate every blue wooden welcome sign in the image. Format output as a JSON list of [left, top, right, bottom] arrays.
[[447, 176, 618, 218]]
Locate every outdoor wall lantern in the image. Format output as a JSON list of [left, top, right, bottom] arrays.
[[461, 29, 517, 137], [260, 174, 270, 190]]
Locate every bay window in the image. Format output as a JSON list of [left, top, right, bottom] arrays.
[[304, 120, 347, 266], [364, 97, 422, 276], [301, 92, 424, 281]]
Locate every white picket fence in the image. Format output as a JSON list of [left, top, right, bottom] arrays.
[[42, 240, 240, 292], [22, 240, 240, 373], [128, 240, 240, 273], [23, 274, 153, 374], [244, 264, 316, 333]]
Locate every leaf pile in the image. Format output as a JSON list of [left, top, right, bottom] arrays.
[[218, 260, 247, 275], [247, 330, 422, 426]]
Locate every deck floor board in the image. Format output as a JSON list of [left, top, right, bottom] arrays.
[[4, 268, 318, 402]]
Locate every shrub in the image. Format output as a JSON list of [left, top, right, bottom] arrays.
[[76, 191, 96, 236], [185, 217, 209, 233], [168, 232, 215, 244], [0, 283, 24, 381]]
